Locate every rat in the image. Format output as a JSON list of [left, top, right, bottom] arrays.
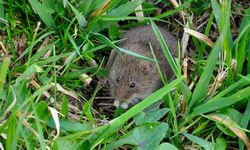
[[106, 25, 178, 109]]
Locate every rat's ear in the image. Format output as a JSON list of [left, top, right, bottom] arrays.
[[105, 49, 117, 69]]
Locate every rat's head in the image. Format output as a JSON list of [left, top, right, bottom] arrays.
[[108, 44, 162, 109]]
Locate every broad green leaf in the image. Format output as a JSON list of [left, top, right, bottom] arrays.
[[53, 139, 76, 150], [48, 119, 92, 132], [28, 0, 56, 30], [78, 141, 91, 150], [158, 143, 178, 150], [183, 132, 214, 150], [61, 95, 69, 118], [35, 101, 50, 122], [106, 122, 168, 150], [214, 138, 227, 150], [134, 107, 169, 125]]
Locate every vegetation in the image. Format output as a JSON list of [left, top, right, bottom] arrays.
[[0, 0, 249, 149]]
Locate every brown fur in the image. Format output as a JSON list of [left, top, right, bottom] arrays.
[[107, 25, 178, 109]]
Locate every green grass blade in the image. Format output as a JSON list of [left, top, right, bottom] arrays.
[[239, 8, 250, 74], [155, 0, 193, 19], [15, 31, 55, 63], [199, 13, 214, 60], [235, 17, 250, 74], [248, 52, 250, 74], [150, 21, 192, 101], [0, 0, 4, 25], [186, 0, 231, 115], [66, 31, 84, 60], [88, 0, 144, 32], [6, 114, 18, 150], [186, 37, 222, 114], [210, 0, 221, 29], [0, 57, 10, 94], [150, 21, 177, 75], [32, 103, 47, 149], [101, 16, 165, 22], [93, 32, 155, 62], [239, 99, 250, 150], [214, 74, 250, 98], [90, 76, 184, 149], [36, 52, 72, 66], [107, 0, 145, 17], [192, 87, 250, 115], [211, 0, 233, 64], [79, 0, 92, 15], [28, 0, 56, 30], [239, 8, 250, 33], [27, 40, 59, 64], [15, 64, 43, 84], [68, 2, 87, 27]]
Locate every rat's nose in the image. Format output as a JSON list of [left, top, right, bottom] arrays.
[[121, 103, 129, 109]]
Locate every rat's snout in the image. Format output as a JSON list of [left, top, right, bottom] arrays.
[[114, 88, 130, 101]]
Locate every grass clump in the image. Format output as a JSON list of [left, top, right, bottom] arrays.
[[0, 0, 250, 149]]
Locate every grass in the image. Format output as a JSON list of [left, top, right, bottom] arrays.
[[0, 0, 250, 149]]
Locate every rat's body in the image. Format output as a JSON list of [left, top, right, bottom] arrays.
[[107, 25, 178, 109]]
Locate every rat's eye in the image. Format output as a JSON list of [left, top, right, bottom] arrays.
[[130, 82, 136, 88], [116, 76, 121, 82]]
